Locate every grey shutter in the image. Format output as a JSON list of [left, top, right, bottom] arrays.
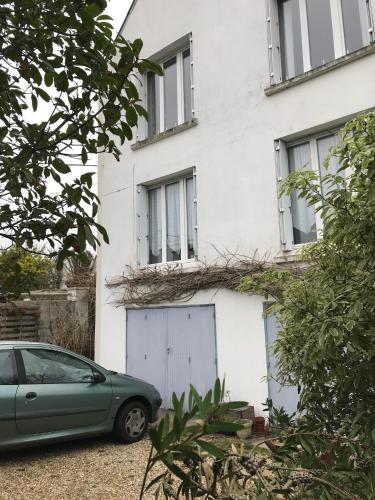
[[136, 185, 148, 266], [134, 73, 147, 142], [266, 0, 282, 85], [275, 140, 293, 251], [368, 0, 375, 42]]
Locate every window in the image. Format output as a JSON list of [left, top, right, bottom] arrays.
[[0, 350, 17, 385], [147, 175, 197, 264], [147, 46, 192, 138], [276, 132, 341, 247], [274, 0, 373, 81], [21, 349, 94, 384]]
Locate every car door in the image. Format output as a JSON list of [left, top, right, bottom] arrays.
[[0, 348, 18, 443], [15, 347, 112, 435]]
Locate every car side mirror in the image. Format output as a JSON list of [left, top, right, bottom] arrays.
[[92, 371, 106, 384]]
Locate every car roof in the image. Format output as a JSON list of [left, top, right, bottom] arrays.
[[0, 341, 56, 348]]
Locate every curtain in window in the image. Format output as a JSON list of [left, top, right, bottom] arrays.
[[317, 135, 340, 198], [166, 183, 181, 261], [306, 0, 335, 68], [186, 177, 195, 259], [148, 188, 162, 264], [341, 0, 370, 54], [278, 0, 304, 79], [288, 142, 317, 244], [164, 57, 178, 130]]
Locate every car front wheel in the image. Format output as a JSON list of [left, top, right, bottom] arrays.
[[114, 401, 149, 444]]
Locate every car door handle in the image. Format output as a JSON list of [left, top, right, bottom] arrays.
[[25, 392, 37, 401]]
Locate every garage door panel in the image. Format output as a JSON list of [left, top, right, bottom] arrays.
[[127, 309, 167, 405], [165, 308, 191, 408], [189, 306, 217, 400], [265, 311, 299, 415]]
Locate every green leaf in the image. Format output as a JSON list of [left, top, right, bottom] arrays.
[[221, 401, 248, 410], [97, 223, 109, 244], [44, 71, 54, 87], [36, 88, 50, 102], [299, 436, 314, 455], [53, 160, 71, 174], [213, 378, 221, 405], [189, 385, 204, 414], [196, 439, 225, 458], [126, 106, 138, 127], [145, 472, 168, 492], [138, 59, 163, 76], [125, 80, 139, 100], [132, 38, 143, 56], [121, 122, 133, 141], [31, 94, 38, 112], [206, 422, 243, 433], [149, 428, 162, 451]]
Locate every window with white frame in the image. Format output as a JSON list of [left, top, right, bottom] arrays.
[[270, 0, 374, 82], [146, 46, 193, 138], [144, 174, 197, 265], [276, 132, 341, 248]]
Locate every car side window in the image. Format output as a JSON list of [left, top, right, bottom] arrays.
[[21, 349, 94, 384], [0, 350, 17, 385]]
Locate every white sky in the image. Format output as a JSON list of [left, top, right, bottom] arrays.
[[105, 0, 133, 34]]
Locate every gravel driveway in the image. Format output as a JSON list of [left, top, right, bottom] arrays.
[[0, 436, 165, 500]]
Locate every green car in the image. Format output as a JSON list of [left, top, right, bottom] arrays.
[[0, 341, 162, 451]]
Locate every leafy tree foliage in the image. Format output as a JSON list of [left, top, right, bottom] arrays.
[[0, 247, 60, 298], [0, 0, 161, 266], [241, 112, 375, 445]]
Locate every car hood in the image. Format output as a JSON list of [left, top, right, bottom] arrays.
[[110, 372, 157, 391]]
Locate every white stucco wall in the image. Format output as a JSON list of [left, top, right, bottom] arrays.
[[96, 0, 375, 411]]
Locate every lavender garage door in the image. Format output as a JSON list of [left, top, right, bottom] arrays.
[[126, 306, 217, 409]]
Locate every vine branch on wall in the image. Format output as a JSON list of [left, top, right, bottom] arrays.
[[106, 253, 301, 307]]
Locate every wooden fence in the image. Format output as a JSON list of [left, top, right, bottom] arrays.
[[0, 302, 40, 341]]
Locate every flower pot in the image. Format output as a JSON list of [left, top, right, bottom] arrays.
[[254, 416, 265, 433], [236, 421, 253, 439]]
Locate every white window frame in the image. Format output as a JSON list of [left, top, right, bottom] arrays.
[[276, 130, 342, 250], [267, 0, 375, 84], [136, 170, 198, 267], [145, 38, 194, 138]]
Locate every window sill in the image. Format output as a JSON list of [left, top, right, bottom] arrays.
[[273, 245, 307, 264], [140, 259, 199, 271], [131, 119, 198, 151], [265, 42, 375, 97]]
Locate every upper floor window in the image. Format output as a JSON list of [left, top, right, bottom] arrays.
[[274, 0, 373, 81], [147, 46, 192, 138], [276, 131, 341, 248]]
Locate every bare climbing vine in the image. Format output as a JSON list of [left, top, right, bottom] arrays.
[[107, 253, 302, 306]]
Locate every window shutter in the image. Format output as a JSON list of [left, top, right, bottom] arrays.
[[368, 0, 375, 42], [136, 185, 148, 266], [275, 140, 293, 250], [135, 73, 147, 142], [266, 0, 282, 85]]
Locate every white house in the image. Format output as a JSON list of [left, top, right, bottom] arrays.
[[96, 0, 375, 414]]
